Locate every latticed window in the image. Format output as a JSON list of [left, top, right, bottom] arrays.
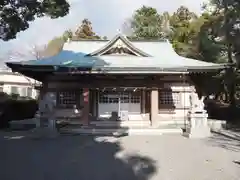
[[172, 92, 181, 106], [159, 90, 181, 108], [130, 93, 140, 103], [120, 92, 129, 103], [99, 91, 140, 104], [99, 91, 119, 104], [57, 90, 81, 108]]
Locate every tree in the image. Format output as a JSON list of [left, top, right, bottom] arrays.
[[44, 36, 66, 57], [169, 6, 199, 56], [128, 6, 163, 40], [121, 18, 134, 37], [43, 29, 73, 57], [0, 0, 70, 41], [190, 12, 227, 63], [4, 45, 44, 87], [72, 19, 100, 40], [62, 30, 73, 42], [168, 6, 226, 63], [102, 36, 108, 40], [208, 0, 240, 105], [161, 12, 173, 38], [43, 19, 101, 56]]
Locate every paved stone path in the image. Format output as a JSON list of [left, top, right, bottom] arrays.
[[0, 131, 240, 180]]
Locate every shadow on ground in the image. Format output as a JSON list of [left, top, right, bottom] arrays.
[[233, 161, 240, 165], [0, 132, 156, 180], [206, 133, 240, 152]]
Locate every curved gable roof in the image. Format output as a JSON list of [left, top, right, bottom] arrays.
[[62, 35, 179, 58], [6, 33, 227, 78], [86, 34, 152, 57]]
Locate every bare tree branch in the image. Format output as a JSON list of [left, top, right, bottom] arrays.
[[121, 18, 134, 36], [4, 44, 45, 87], [6, 44, 47, 62]]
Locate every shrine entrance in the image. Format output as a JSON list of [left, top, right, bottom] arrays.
[[98, 88, 141, 120]]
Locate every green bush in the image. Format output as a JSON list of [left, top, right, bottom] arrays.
[[206, 100, 240, 121], [0, 99, 38, 129]]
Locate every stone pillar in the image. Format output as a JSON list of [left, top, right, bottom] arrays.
[[33, 86, 58, 138], [82, 88, 90, 126], [150, 89, 159, 126]]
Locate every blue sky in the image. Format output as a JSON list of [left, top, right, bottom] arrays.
[[0, 0, 206, 56]]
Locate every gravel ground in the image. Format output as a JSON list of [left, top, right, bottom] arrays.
[[0, 131, 240, 180]]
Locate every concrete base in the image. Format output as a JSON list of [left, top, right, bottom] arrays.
[[185, 126, 211, 138], [60, 126, 183, 136], [9, 118, 37, 130], [31, 127, 59, 139], [185, 111, 211, 138]]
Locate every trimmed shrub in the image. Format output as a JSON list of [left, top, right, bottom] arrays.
[[0, 99, 38, 129], [205, 99, 240, 121]]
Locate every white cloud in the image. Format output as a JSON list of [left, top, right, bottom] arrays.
[[1, 0, 206, 51]]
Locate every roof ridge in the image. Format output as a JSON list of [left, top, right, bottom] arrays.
[[68, 36, 169, 43]]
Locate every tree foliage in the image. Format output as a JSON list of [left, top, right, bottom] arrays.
[[0, 0, 70, 41], [43, 19, 100, 56], [72, 19, 101, 40], [127, 3, 240, 104], [128, 6, 164, 40], [169, 6, 198, 57], [44, 37, 66, 57]]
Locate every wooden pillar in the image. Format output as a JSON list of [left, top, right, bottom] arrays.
[[141, 90, 146, 114], [95, 90, 99, 118], [92, 90, 98, 117], [82, 88, 90, 125], [150, 89, 159, 126], [145, 90, 150, 113]]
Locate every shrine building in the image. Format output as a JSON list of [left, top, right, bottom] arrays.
[[6, 34, 226, 127]]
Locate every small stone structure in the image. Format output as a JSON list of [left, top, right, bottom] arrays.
[[185, 88, 211, 138], [33, 92, 58, 138], [39, 92, 56, 128]]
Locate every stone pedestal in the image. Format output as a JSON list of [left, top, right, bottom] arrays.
[[33, 91, 58, 138], [185, 111, 211, 138], [31, 125, 59, 139]]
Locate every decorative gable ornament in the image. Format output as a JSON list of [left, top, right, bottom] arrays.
[[86, 34, 152, 57]]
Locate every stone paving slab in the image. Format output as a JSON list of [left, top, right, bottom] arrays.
[[0, 132, 239, 180]]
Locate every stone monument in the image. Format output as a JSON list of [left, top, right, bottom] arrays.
[[185, 87, 211, 138], [33, 92, 58, 138]]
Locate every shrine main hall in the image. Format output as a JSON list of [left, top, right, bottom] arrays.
[[6, 34, 225, 128]]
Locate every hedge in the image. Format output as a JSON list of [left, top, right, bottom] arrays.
[[0, 99, 38, 129]]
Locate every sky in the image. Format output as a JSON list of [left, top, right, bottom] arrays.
[[0, 0, 207, 56]]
